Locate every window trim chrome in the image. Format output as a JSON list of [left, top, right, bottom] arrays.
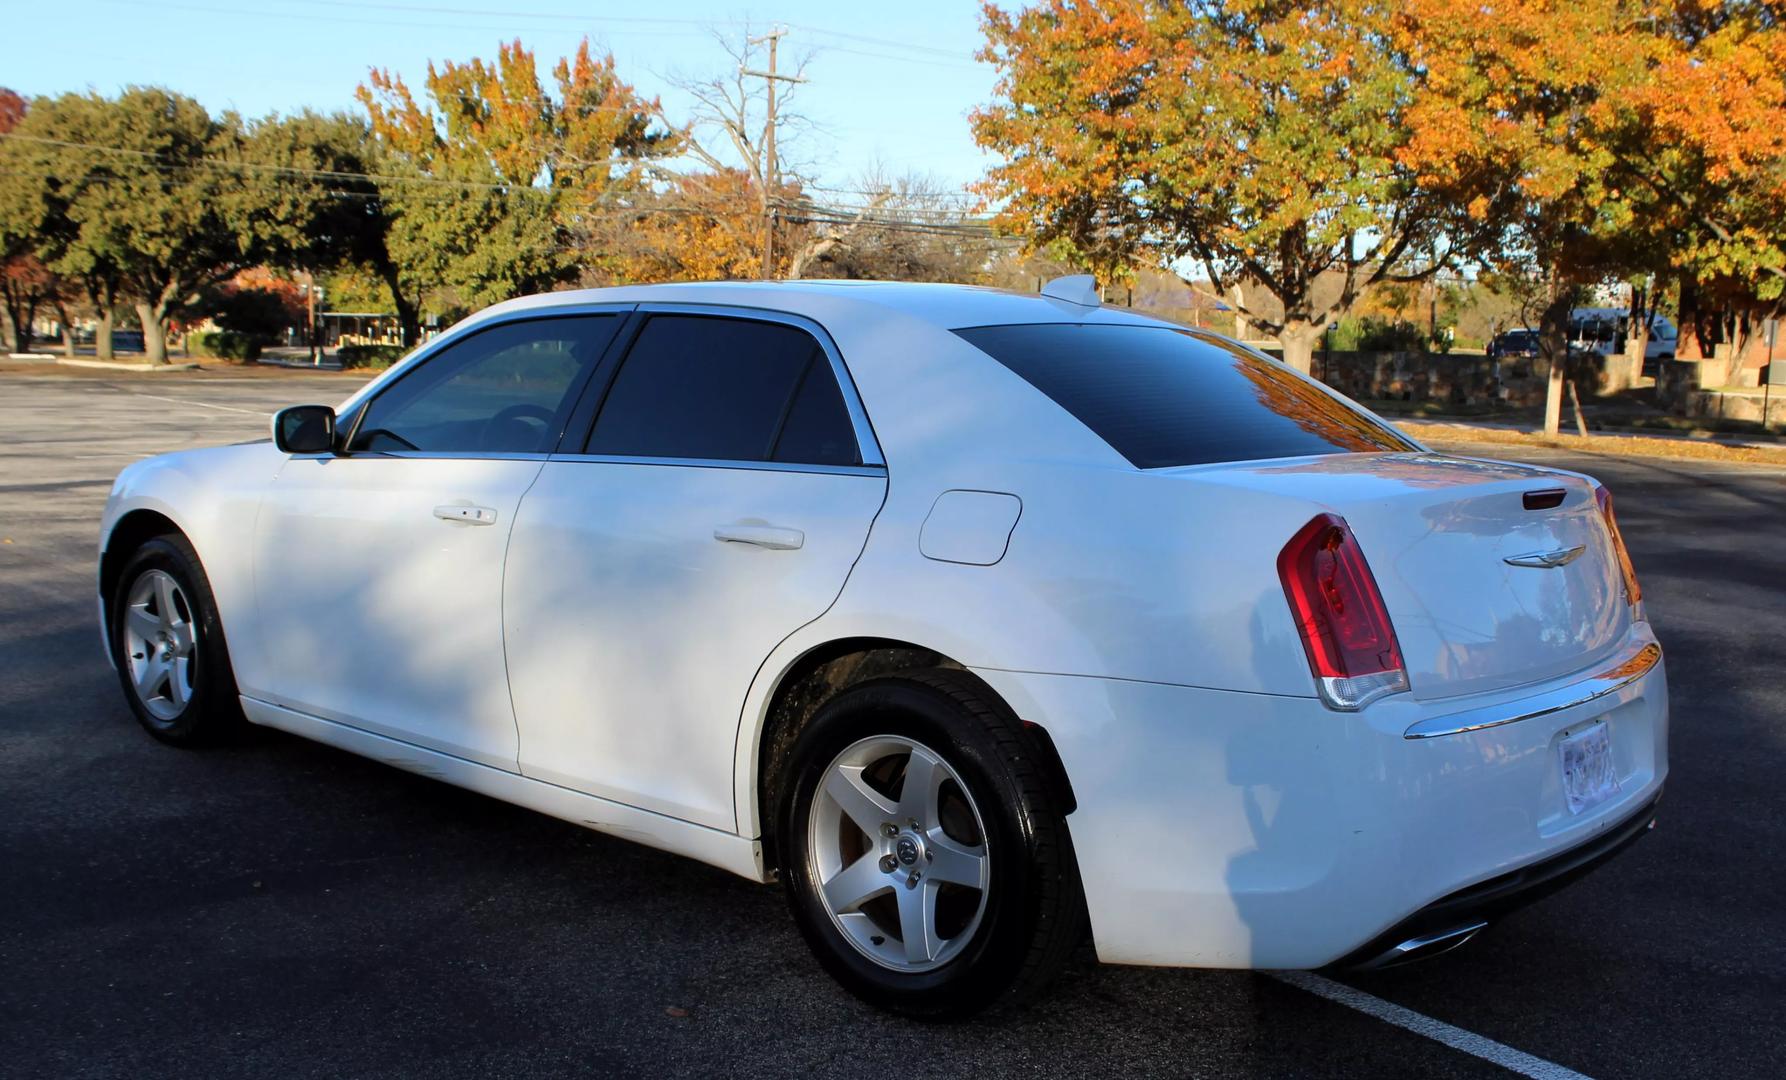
[[548, 452, 885, 478], [624, 300, 887, 468], [1401, 639, 1662, 740]]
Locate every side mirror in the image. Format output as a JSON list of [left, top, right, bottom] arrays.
[[273, 405, 338, 454]]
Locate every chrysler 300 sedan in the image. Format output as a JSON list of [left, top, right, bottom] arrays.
[[98, 278, 1667, 1017]]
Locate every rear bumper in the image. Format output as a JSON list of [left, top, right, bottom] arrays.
[[1329, 787, 1661, 969], [973, 623, 1669, 969]]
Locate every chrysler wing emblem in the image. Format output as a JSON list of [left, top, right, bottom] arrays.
[[1504, 545, 1586, 569]]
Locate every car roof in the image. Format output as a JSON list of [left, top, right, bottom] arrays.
[[477, 278, 1170, 332]]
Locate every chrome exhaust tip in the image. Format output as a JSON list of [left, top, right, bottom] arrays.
[[1355, 920, 1489, 971]]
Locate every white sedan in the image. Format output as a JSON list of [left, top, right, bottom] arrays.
[[98, 278, 1667, 1017]]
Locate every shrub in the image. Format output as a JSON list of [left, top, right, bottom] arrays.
[[187, 330, 261, 360], [338, 344, 407, 369], [212, 286, 301, 341], [1327, 315, 1439, 353]]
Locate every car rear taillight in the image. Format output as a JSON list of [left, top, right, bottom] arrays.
[[1277, 513, 1410, 710], [1594, 485, 1643, 606]]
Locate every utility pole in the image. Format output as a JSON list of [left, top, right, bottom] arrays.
[[743, 27, 804, 279], [303, 271, 317, 366]]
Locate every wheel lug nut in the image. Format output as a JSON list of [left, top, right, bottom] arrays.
[[906, 871, 920, 887], [880, 823, 898, 838], [880, 854, 898, 873]]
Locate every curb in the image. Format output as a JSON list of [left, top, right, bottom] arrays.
[[57, 358, 202, 372]]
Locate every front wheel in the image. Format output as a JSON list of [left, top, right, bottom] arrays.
[[779, 669, 1084, 1018], [109, 535, 242, 745]]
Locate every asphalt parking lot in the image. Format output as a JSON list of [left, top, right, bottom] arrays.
[[3, 365, 1783, 1079]]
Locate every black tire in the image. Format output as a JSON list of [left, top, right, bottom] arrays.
[[109, 534, 243, 745], [779, 668, 1084, 1019]]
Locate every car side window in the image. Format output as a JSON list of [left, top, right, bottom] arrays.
[[348, 316, 618, 454], [584, 314, 861, 466]]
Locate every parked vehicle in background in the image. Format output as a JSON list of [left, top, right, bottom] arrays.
[[95, 278, 1668, 1017], [1567, 307, 1679, 368], [1488, 328, 1542, 360]]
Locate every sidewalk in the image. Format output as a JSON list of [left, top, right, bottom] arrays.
[[257, 347, 345, 371]]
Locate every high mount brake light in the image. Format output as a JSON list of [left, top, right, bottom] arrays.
[[1277, 513, 1410, 711], [1595, 485, 1643, 606]]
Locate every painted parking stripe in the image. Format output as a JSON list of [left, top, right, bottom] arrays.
[[1271, 971, 1594, 1080], [111, 390, 272, 416]]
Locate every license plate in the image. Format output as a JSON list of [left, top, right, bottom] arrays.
[[1559, 721, 1620, 815]]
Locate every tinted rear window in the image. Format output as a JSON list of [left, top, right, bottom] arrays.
[[954, 323, 1414, 469]]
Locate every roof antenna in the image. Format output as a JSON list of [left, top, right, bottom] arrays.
[[1040, 274, 1100, 308]]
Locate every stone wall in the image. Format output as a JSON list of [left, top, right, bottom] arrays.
[[1307, 350, 1608, 408], [1656, 359, 1786, 428]]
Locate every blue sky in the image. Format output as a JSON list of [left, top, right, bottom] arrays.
[[6, 0, 999, 198]]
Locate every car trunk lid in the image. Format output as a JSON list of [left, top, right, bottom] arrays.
[[1180, 452, 1633, 702]]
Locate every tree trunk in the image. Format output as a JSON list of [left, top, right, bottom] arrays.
[[1621, 285, 1650, 387], [54, 300, 77, 358], [87, 276, 117, 360], [371, 256, 421, 348], [137, 301, 169, 365], [1230, 285, 1251, 341], [1278, 318, 1324, 376], [1538, 283, 1574, 437], [0, 282, 32, 353], [95, 306, 114, 360]]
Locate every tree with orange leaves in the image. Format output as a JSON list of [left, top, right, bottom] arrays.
[[1393, 0, 1660, 433], [972, 1, 1477, 373], [1396, 0, 1786, 429], [356, 38, 675, 335], [1624, 2, 1786, 380]]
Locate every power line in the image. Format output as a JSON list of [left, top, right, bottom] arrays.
[[86, 0, 983, 69]]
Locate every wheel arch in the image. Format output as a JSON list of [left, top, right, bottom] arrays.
[[748, 636, 1077, 876], [99, 508, 189, 630]]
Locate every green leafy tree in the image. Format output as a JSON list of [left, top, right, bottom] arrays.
[[0, 91, 125, 357], [356, 38, 675, 337], [0, 89, 274, 363], [239, 112, 408, 345], [972, 0, 1474, 372]]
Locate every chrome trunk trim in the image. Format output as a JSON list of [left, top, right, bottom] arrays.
[[1402, 640, 1662, 740]]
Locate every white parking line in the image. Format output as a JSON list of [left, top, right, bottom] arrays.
[[1270, 971, 1594, 1080], [116, 391, 272, 417]]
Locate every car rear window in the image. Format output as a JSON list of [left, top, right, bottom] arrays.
[[953, 323, 1415, 469]]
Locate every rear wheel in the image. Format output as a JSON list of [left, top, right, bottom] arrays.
[[780, 669, 1083, 1018], [110, 535, 242, 745]]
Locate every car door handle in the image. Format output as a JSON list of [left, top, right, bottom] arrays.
[[713, 524, 805, 550], [434, 504, 498, 526]]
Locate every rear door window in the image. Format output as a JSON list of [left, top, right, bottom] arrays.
[[585, 314, 861, 466], [954, 323, 1414, 469]]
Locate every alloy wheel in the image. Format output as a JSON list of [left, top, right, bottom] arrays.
[[122, 569, 199, 721], [806, 735, 991, 972]]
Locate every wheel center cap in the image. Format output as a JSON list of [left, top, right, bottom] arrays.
[[895, 834, 922, 866]]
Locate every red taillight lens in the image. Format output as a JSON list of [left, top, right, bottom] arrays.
[[1595, 486, 1642, 605], [1277, 513, 1409, 710]]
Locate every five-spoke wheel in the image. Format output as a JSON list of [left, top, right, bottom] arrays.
[[781, 669, 1084, 1018], [121, 569, 199, 720], [109, 534, 240, 744], [809, 735, 991, 971]]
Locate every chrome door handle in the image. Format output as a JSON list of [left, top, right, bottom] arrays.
[[713, 524, 805, 550], [434, 504, 498, 526]]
